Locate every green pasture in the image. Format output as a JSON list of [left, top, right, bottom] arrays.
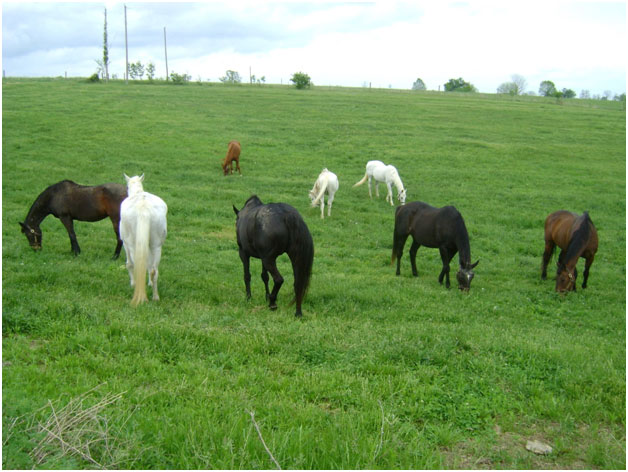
[[2, 78, 625, 469]]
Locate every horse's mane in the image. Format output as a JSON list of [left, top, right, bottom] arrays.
[[562, 212, 593, 264], [452, 210, 472, 267]]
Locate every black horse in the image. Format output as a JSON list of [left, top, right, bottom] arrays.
[[233, 195, 314, 317], [391, 201, 479, 290], [19, 180, 127, 258]]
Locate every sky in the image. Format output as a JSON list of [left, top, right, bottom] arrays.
[[1, 1, 626, 95]]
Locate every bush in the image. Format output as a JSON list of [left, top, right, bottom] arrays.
[[169, 72, 191, 85], [291, 72, 312, 90], [87, 73, 100, 83]]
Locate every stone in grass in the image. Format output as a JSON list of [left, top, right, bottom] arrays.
[[526, 439, 553, 455]]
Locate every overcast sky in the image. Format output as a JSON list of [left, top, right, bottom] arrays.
[[2, 1, 626, 95]]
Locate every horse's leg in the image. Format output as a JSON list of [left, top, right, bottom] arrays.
[[367, 176, 373, 199], [60, 216, 81, 255], [319, 195, 325, 219], [236, 158, 241, 175], [409, 240, 420, 277], [327, 192, 334, 217], [239, 249, 252, 300], [582, 254, 595, 289], [125, 245, 135, 287], [111, 216, 123, 260], [262, 257, 283, 310], [375, 181, 380, 198], [541, 239, 555, 279], [438, 247, 456, 288], [149, 246, 162, 300], [386, 182, 394, 206], [261, 267, 271, 301]]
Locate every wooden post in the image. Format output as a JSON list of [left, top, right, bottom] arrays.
[[164, 27, 169, 81]]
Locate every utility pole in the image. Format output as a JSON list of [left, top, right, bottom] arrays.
[[124, 4, 129, 84], [164, 27, 169, 81]]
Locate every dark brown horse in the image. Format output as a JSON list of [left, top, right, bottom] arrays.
[[541, 210, 598, 292], [20, 180, 127, 258], [391, 201, 479, 291], [233, 195, 314, 317], [222, 140, 241, 175]]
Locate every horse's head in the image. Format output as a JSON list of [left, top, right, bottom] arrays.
[[398, 188, 407, 205], [456, 260, 479, 291], [20, 221, 42, 251], [555, 263, 576, 292], [124, 173, 145, 196], [222, 160, 229, 176]]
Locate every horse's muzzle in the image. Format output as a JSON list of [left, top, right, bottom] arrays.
[[31, 244, 42, 251]]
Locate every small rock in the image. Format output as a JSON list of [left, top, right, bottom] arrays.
[[526, 439, 553, 455]]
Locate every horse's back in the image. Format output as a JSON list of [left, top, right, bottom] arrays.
[[401, 201, 463, 247], [227, 140, 241, 158]]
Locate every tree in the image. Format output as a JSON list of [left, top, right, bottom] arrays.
[[290, 72, 312, 89], [497, 82, 518, 95], [539, 80, 557, 97], [219, 70, 242, 84], [129, 61, 144, 80], [169, 71, 191, 84], [103, 8, 110, 81], [511, 74, 526, 95], [444, 77, 476, 92], [146, 62, 156, 81], [562, 88, 576, 99], [580, 89, 591, 99], [412, 78, 426, 91]]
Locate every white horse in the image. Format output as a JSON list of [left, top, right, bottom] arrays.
[[353, 160, 407, 206], [120, 174, 168, 306], [309, 168, 339, 218]]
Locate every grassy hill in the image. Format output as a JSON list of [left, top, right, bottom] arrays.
[[2, 78, 625, 469]]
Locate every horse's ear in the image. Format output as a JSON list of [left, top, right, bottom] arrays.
[[139, 173, 145, 182], [124, 173, 130, 182], [19, 221, 27, 231], [471, 260, 479, 269], [233, 205, 239, 215]]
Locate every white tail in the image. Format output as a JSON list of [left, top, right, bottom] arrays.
[[312, 178, 329, 206], [353, 173, 368, 187], [131, 206, 150, 306]]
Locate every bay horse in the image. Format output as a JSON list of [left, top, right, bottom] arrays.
[[233, 195, 314, 317], [541, 210, 598, 292], [353, 160, 407, 206], [309, 168, 339, 219], [391, 201, 479, 290], [19, 180, 127, 258], [120, 174, 168, 306], [222, 140, 241, 175]]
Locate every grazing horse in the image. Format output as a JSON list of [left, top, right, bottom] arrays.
[[120, 174, 168, 306], [19, 180, 127, 258], [391, 201, 479, 290], [233, 195, 314, 317], [222, 140, 241, 175], [353, 160, 406, 206], [541, 210, 598, 292], [309, 168, 339, 219]]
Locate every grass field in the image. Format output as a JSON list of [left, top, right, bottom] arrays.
[[2, 78, 625, 469]]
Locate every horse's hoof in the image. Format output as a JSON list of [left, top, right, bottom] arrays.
[[269, 304, 278, 311]]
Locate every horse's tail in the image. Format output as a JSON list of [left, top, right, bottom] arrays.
[[391, 205, 406, 264], [288, 215, 314, 313], [312, 178, 328, 206], [131, 204, 150, 307], [353, 172, 368, 187]]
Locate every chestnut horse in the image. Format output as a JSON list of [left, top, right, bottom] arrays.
[[19, 180, 127, 258], [541, 210, 598, 292], [222, 140, 241, 175]]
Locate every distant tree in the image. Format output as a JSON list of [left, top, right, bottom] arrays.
[[614, 93, 626, 102], [102, 8, 110, 81], [497, 82, 518, 95], [146, 62, 156, 81], [562, 88, 576, 99], [603, 90, 613, 100], [580, 89, 591, 99], [219, 70, 242, 84], [412, 78, 426, 91], [291, 72, 312, 89], [169, 71, 191, 84], [444, 77, 476, 92], [539, 80, 557, 97], [511, 74, 527, 95], [129, 61, 144, 80]]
